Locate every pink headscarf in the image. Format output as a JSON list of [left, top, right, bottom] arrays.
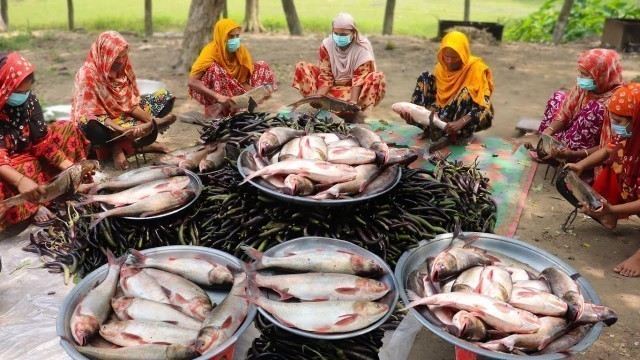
[[321, 13, 375, 82]]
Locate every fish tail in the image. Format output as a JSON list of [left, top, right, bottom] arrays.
[[88, 214, 105, 230], [74, 195, 95, 208], [129, 249, 147, 268], [240, 246, 264, 270], [106, 249, 116, 266], [401, 297, 431, 311]]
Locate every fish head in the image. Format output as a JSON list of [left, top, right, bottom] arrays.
[[194, 326, 222, 355], [119, 265, 142, 279], [258, 133, 279, 157], [351, 256, 384, 277], [209, 266, 234, 285], [72, 315, 100, 345], [263, 83, 277, 94], [358, 278, 389, 294], [99, 321, 126, 339], [452, 311, 472, 337], [356, 301, 389, 317], [110, 296, 133, 312], [430, 252, 457, 282], [190, 297, 213, 319]]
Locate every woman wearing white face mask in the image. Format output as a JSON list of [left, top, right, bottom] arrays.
[[0, 53, 89, 231], [538, 49, 622, 175], [292, 13, 386, 117], [565, 83, 640, 277], [189, 18, 276, 117]]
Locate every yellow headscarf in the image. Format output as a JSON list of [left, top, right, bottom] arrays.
[[434, 31, 494, 108], [189, 19, 253, 84]]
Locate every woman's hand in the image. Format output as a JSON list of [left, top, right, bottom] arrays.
[[17, 176, 45, 202], [579, 198, 611, 217], [564, 162, 584, 177], [444, 119, 465, 136], [215, 94, 231, 107]]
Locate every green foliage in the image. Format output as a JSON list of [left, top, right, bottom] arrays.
[[505, 0, 640, 42], [0, 33, 34, 51]]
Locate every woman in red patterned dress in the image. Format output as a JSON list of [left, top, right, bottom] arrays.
[[0, 53, 89, 231]]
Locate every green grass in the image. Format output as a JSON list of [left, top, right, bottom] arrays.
[[6, 0, 540, 38]]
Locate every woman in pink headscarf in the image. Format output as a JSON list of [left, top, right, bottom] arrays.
[[292, 13, 386, 117]]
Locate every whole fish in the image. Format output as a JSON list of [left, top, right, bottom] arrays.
[[248, 296, 388, 333], [513, 279, 551, 293], [0, 160, 99, 215], [241, 159, 357, 185], [451, 266, 483, 293], [538, 324, 591, 354], [327, 146, 377, 165], [477, 266, 513, 302], [430, 247, 493, 282], [405, 292, 541, 334], [130, 249, 233, 286], [229, 83, 277, 109], [315, 133, 344, 144], [564, 170, 604, 210], [452, 310, 487, 341], [99, 320, 198, 347], [327, 138, 360, 149], [278, 137, 301, 161], [199, 142, 226, 173], [282, 174, 315, 196], [482, 317, 570, 353], [288, 95, 361, 113], [349, 126, 390, 163], [119, 265, 171, 304], [508, 287, 568, 316], [257, 127, 306, 157], [299, 135, 328, 161], [194, 273, 250, 355], [111, 297, 202, 330], [312, 164, 379, 199], [76, 176, 190, 207], [89, 166, 186, 194], [539, 268, 584, 321], [74, 344, 197, 360], [391, 102, 448, 130], [251, 272, 389, 301], [354, 165, 399, 198], [142, 268, 213, 320], [242, 246, 383, 277], [158, 144, 217, 170], [576, 302, 618, 326], [86, 189, 195, 229], [70, 250, 124, 345], [385, 148, 419, 167]]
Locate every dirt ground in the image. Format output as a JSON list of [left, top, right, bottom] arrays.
[[14, 30, 640, 358]]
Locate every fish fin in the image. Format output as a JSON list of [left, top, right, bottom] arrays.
[[162, 286, 174, 300], [152, 342, 173, 345], [468, 311, 486, 319], [336, 250, 355, 255], [129, 249, 147, 268], [308, 297, 329, 302], [240, 246, 264, 269], [335, 314, 359, 326], [272, 288, 295, 301], [406, 289, 421, 302], [335, 287, 358, 295], [106, 249, 115, 266], [220, 315, 233, 329], [248, 97, 258, 113], [314, 326, 333, 333], [163, 320, 179, 326], [122, 332, 143, 341], [73, 195, 95, 208], [87, 214, 105, 230]]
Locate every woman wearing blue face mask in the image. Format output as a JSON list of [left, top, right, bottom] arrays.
[[189, 18, 276, 117], [292, 13, 386, 118], [565, 83, 640, 277], [0, 53, 89, 231], [537, 49, 622, 176]]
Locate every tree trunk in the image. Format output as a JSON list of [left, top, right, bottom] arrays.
[[223, 0, 228, 18], [145, 0, 153, 36], [282, 0, 302, 36], [0, 0, 8, 31], [553, 0, 574, 44], [382, 0, 396, 35], [244, 0, 265, 33], [463, 0, 470, 22], [175, 0, 225, 72], [66, 0, 74, 30]]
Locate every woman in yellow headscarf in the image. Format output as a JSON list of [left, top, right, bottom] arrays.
[[188, 19, 276, 117], [403, 31, 494, 150]]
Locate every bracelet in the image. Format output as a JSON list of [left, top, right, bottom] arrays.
[[15, 174, 26, 187], [547, 126, 555, 132], [584, 149, 589, 157]]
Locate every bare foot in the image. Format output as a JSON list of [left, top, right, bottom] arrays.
[[34, 206, 55, 223], [141, 142, 169, 154], [112, 145, 129, 170], [157, 114, 177, 127], [613, 249, 640, 277]]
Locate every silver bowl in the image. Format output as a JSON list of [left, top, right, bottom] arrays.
[[395, 232, 603, 360], [56, 245, 257, 359], [98, 166, 202, 220], [256, 236, 399, 340], [236, 145, 401, 206]]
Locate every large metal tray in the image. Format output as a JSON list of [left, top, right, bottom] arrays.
[[256, 236, 399, 340], [98, 166, 202, 220], [56, 245, 257, 360], [237, 145, 401, 206], [395, 232, 603, 360]]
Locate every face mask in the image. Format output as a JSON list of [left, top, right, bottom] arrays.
[[612, 123, 633, 138], [332, 33, 352, 47], [6, 91, 30, 107], [227, 38, 241, 52], [577, 76, 597, 91]]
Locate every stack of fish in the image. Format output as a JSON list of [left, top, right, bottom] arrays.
[[77, 166, 197, 229], [241, 126, 419, 199], [158, 142, 227, 173], [241, 246, 391, 334], [405, 244, 617, 355], [70, 249, 250, 360]]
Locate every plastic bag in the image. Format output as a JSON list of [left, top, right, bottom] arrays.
[[379, 312, 424, 360]]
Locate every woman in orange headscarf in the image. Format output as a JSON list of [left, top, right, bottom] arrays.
[[188, 19, 276, 117], [566, 83, 640, 277], [404, 31, 494, 150]]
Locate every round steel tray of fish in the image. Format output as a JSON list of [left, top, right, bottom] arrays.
[[95, 165, 203, 220], [57, 245, 257, 360], [395, 233, 604, 360], [249, 236, 399, 340], [237, 145, 402, 206]]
